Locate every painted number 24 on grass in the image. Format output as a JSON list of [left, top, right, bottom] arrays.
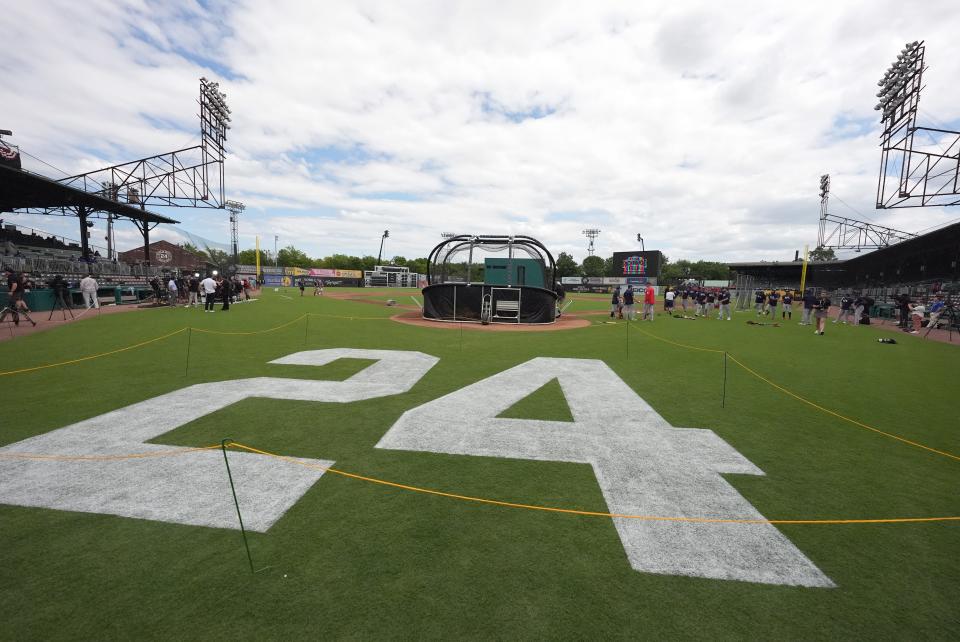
[[0, 349, 832, 588]]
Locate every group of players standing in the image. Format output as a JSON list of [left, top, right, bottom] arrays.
[[751, 288, 875, 335], [667, 286, 734, 320], [610, 283, 876, 337]]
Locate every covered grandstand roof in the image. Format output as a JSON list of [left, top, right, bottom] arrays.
[[728, 260, 834, 268], [729, 222, 960, 287], [0, 165, 178, 225]]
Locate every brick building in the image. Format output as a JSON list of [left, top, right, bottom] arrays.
[[118, 240, 207, 270]]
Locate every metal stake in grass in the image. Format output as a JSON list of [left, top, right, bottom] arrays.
[[625, 315, 629, 359], [184, 327, 193, 377], [721, 351, 728, 408], [220, 438, 256, 574]]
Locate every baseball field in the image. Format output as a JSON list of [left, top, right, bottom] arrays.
[[0, 288, 957, 639]]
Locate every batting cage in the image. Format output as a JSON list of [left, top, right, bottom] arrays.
[[422, 235, 559, 324]]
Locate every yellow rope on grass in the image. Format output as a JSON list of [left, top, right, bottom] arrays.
[[0, 327, 188, 377], [226, 442, 960, 526], [629, 324, 960, 462], [191, 314, 308, 335]]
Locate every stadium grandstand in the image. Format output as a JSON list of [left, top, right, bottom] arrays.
[[729, 221, 960, 323]]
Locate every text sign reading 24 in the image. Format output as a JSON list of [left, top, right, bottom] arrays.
[[0, 350, 832, 587]]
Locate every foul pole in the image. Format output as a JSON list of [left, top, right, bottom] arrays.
[[799, 244, 809, 293], [255, 236, 261, 283]]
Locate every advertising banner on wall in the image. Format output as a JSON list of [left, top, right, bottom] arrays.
[[284, 267, 310, 276], [560, 276, 583, 285], [305, 268, 363, 279], [263, 274, 294, 287]]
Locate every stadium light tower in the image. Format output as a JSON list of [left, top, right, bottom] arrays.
[[377, 229, 390, 265], [582, 229, 601, 257], [817, 172, 915, 251], [875, 40, 960, 208], [225, 199, 245, 265]]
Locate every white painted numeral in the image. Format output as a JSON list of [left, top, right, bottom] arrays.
[[376, 357, 833, 587], [0, 349, 438, 531]]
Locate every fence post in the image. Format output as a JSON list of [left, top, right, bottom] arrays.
[[721, 351, 728, 408], [184, 327, 192, 377], [220, 439, 255, 573]]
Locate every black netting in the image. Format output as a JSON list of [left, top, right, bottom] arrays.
[[428, 236, 555, 287], [423, 284, 558, 324]]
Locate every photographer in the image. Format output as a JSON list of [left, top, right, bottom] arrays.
[[187, 274, 200, 307], [50, 274, 72, 310], [149, 276, 162, 304], [1, 266, 37, 326], [895, 292, 912, 330]]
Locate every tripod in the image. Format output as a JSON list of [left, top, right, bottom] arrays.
[[923, 303, 956, 342], [0, 301, 38, 328], [48, 289, 75, 321]]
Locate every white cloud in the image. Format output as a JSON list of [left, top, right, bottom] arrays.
[[4, 0, 959, 263]]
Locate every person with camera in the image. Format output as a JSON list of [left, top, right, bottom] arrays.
[[149, 276, 162, 305], [79, 273, 99, 309], [187, 274, 200, 307], [853, 293, 865, 325], [1, 266, 37, 326], [218, 275, 230, 311], [50, 274, 72, 310]]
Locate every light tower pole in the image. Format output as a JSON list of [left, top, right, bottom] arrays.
[[582, 229, 601, 256], [225, 199, 245, 265], [377, 230, 390, 265]]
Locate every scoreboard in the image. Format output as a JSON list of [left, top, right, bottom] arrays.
[[609, 250, 663, 283]]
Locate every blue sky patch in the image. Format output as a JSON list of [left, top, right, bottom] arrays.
[[831, 113, 876, 139]]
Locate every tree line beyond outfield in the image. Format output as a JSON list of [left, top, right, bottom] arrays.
[[183, 242, 730, 281]]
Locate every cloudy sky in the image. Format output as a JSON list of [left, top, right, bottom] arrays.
[[4, 0, 959, 263]]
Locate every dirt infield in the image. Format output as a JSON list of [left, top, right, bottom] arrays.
[[391, 310, 591, 331], [0, 303, 154, 343]]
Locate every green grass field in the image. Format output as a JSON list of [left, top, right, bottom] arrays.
[[1, 288, 957, 639]]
